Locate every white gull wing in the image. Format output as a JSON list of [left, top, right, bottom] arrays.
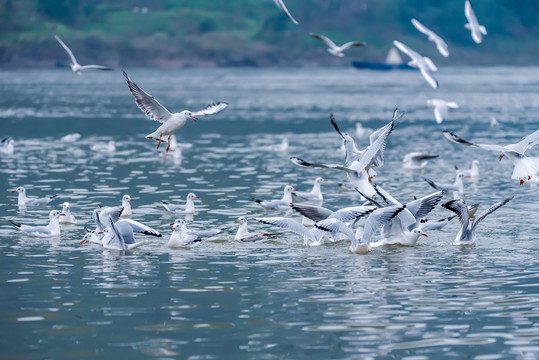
[[273, 0, 299, 24], [441, 199, 470, 234], [79, 64, 112, 71], [309, 33, 338, 50], [254, 217, 318, 242], [419, 63, 439, 89], [330, 114, 363, 166], [115, 219, 161, 244], [506, 129, 539, 155], [350, 119, 395, 172], [411, 18, 449, 57], [54, 35, 78, 66], [290, 203, 333, 223], [123, 70, 172, 123], [465, 0, 479, 26], [443, 130, 519, 153], [290, 203, 375, 223], [191, 102, 228, 117], [340, 41, 366, 50], [314, 218, 357, 242], [360, 205, 406, 245], [106, 217, 127, 250], [405, 191, 444, 221], [471, 197, 513, 231], [393, 40, 421, 60]]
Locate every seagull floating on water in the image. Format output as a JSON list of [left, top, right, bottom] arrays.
[[9, 210, 63, 237], [0, 137, 14, 155], [169, 218, 227, 247], [464, 0, 487, 44], [123, 70, 228, 152], [427, 99, 459, 124], [424, 173, 467, 199], [442, 197, 512, 245], [411, 18, 449, 57], [12, 186, 57, 207], [443, 129, 539, 184], [292, 177, 327, 203], [54, 35, 112, 73], [161, 193, 199, 214], [393, 40, 439, 88], [60, 133, 81, 143], [252, 185, 296, 211], [309, 32, 366, 57], [59, 202, 77, 224], [456, 160, 480, 178]]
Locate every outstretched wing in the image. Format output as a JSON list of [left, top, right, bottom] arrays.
[[254, 217, 310, 238], [191, 102, 228, 117], [118, 219, 162, 237], [442, 199, 470, 231], [79, 65, 113, 71], [363, 205, 406, 244], [471, 197, 513, 231], [123, 70, 172, 123], [290, 156, 356, 174], [273, 0, 299, 24], [54, 35, 78, 65], [393, 40, 420, 60], [309, 32, 338, 50], [406, 191, 444, 220], [290, 203, 333, 222], [508, 129, 539, 155], [315, 218, 356, 241], [340, 41, 366, 50], [465, 0, 479, 25], [411, 18, 435, 38]]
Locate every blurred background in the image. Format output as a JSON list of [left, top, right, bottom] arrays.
[[1, 0, 538, 68]]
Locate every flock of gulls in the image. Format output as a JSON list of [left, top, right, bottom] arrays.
[[4, 1, 539, 255]]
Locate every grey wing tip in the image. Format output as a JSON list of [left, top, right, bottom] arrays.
[[290, 156, 309, 167], [161, 200, 169, 205], [50, 195, 58, 199], [423, 177, 437, 189], [9, 220, 21, 228], [251, 198, 262, 204]]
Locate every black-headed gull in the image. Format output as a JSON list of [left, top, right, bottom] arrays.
[[393, 40, 439, 88], [442, 197, 512, 245], [12, 186, 57, 207], [168, 221, 199, 248], [234, 216, 282, 242], [54, 35, 112, 73], [315, 205, 406, 254], [252, 185, 296, 211], [424, 173, 466, 199], [292, 177, 327, 203], [60, 133, 81, 143], [309, 32, 366, 57], [0, 137, 14, 155], [254, 216, 327, 246], [9, 210, 63, 237], [402, 152, 439, 170], [369, 185, 442, 246], [290, 203, 376, 224], [123, 71, 228, 152], [267, 138, 289, 152], [464, 0, 487, 44], [456, 160, 480, 178], [170, 218, 227, 244], [273, 0, 298, 25], [443, 129, 539, 184], [411, 18, 449, 57], [161, 193, 199, 214], [427, 99, 459, 124], [59, 202, 77, 224], [101, 217, 146, 251]]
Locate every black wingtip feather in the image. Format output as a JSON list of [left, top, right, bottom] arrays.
[[9, 220, 21, 228], [251, 198, 262, 204]]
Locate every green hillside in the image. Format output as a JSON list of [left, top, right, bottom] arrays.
[[1, 0, 538, 67]]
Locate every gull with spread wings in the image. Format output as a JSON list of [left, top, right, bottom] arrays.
[[411, 18, 449, 57], [54, 35, 112, 74], [393, 40, 439, 89], [309, 32, 366, 57], [123, 71, 228, 151]]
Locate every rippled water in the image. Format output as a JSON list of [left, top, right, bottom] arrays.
[[1, 67, 539, 359]]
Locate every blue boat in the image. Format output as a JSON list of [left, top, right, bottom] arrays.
[[352, 47, 415, 71]]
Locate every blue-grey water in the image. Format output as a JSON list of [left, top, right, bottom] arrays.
[[0, 67, 538, 359]]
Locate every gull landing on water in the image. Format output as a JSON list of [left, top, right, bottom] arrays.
[[393, 40, 439, 88], [411, 18, 449, 57], [465, 0, 487, 44], [427, 99, 459, 124], [54, 35, 112, 74], [123, 71, 228, 152], [309, 32, 366, 57]]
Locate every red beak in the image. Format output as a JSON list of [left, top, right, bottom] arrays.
[[11, 190, 17, 192], [60, 213, 65, 216], [499, 154, 504, 160], [170, 222, 175, 225], [190, 116, 197, 122], [130, 198, 134, 201], [422, 233, 428, 237], [80, 239, 86, 245]]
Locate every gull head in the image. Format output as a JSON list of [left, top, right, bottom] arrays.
[[170, 218, 186, 227], [315, 177, 328, 185], [122, 194, 134, 202], [187, 193, 199, 201], [62, 202, 70, 212], [412, 228, 428, 238], [235, 216, 247, 224], [12, 186, 25, 194], [50, 210, 64, 220], [181, 110, 197, 122]]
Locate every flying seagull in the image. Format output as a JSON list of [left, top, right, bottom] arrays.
[[411, 18, 449, 57], [465, 0, 487, 44], [393, 40, 439, 89], [309, 32, 366, 57], [54, 35, 112, 73]]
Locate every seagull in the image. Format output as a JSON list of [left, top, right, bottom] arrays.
[[402, 152, 439, 170], [290, 203, 376, 224], [419, 215, 457, 232], [442, 197, 513, 245], [254, 216, 329, 246], [9, 210, 63, 237], [59, 202, 77, 224], [273, 0, 299, 25], [490, 117, 500, 128], [443, 129, 539, 184], [393, 40, 439, 88], [60, 133, 81, 143], [355, 122, 373, 139], [368, 185, 442, 246], [161, 193, 199, 214], [118, 194, 134, 217], [314, 205, 407, 254], [100, 217, 147, 251], [424, 173, 467, 199], [252, 185, 296, 211], [267, 138, 289, 152], [91, 140, 115, 153], [123, 70, 228, 152], [0, 137, 14, 155], [170, 218, 227, 243], [234, 216, 282, 242], [411, 18, 449, 57], [82, 206, 124, 245], [12, 186, 57, 207], [465, 0, 487, 44], [292, 177, 327, 203], [54, 35, 112, 73], [456, 160, 480, 178], [427, 99, 459, 124], [168, 220, 199, 248], [309, 32, 366, 57]]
